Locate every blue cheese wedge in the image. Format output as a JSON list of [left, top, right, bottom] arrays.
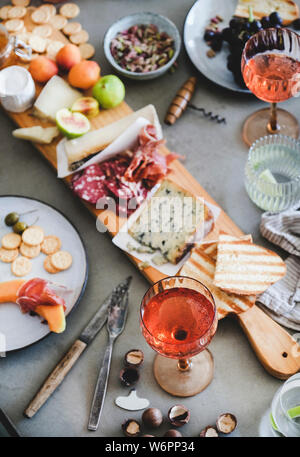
[[129, 180, 207, 264]]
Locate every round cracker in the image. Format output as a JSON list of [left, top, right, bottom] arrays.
[[31, 7, 50, 25], [60, 3, 80, 19], [20, 242, 41, 259], [41, 235, 61, 255], [50, 250, 72, 271], [12, 0, 30, 6], [33, 24, 52, 38], [49, 14, 67, 30], [22, 226, 44, 246], [79, 43, 95, 59], [8, 6, 27, 19], [11, 255, 32, 277], [0, 247, 18, 263], [0, 6, 12, 20], [28, 34, 47, 53], [2, 233, 21, 250], [39, 4, 56, 17], [5, 19, 24, 32], [46, 39, 64, 59], [62, 21, 82, 36], [44, 255, 59, 274], [70, 29, 89, 45]]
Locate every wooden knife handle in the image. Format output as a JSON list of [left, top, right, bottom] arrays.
[[165, 77, 197, 125], [24, 339, 87, 418], [237, 305, 300, 380]]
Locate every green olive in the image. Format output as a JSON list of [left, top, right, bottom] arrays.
[[5, 212, 19, 226], [13, 221, 28, 234]]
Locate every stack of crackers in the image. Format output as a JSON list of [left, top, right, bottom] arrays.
[[181, 233, 286, 319], [0, 225, 72, 277], [0, 1, 95, 60]]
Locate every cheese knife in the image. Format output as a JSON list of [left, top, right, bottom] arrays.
[[24, 276, 132, 419]]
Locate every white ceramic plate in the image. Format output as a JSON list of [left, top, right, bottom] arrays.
[[0, 196, 88, 352], [184, 0, 250, 93]]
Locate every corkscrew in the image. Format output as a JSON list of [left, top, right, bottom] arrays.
[[164, 77, 226, 125]]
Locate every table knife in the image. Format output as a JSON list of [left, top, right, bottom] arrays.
[[0, 408, 21, 437], [24, 276, 132, 419]]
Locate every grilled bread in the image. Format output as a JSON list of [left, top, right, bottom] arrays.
[[214, 234, 286, 295], [129, 179, 214, 264], [235, 0, 299, 25], [180, 240, 256, 320]]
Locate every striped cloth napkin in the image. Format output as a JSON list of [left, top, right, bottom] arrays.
[[257, 208, 300, 330]]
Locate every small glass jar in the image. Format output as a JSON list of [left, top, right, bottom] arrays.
[[244, 135, 300, 212], [0, 24, 31, 69]]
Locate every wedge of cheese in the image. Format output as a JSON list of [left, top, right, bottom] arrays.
[[235, 0, 299, 25], [13, 126, 60, 144], [33, 76, 81, 122]]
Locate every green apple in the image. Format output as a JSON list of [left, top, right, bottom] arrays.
[[92, 75, 125, 109]]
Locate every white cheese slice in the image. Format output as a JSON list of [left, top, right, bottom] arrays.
[[12, 126, 60, 144], [33, 76, 81, 122]]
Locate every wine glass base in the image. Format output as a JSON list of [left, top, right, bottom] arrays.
[[242, 108, 299, 147], [153, 349, 214, 397]]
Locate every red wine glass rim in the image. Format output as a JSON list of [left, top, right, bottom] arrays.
[[140, 275, 217, 346]]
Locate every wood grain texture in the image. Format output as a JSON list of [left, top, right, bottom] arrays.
[[24, 339, 87, 418]]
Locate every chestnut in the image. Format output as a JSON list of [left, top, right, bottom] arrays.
[[200, 426, 219, 437], [122, 419, 141, 437], [216, 413, 237, 434], [164, 429, 183, 437], [142, 408, 163, 428], [120, 367, 140, 387], [168, 404, 190, 427], [125, 349, 144, 368]]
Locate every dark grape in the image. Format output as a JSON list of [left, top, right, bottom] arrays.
[[241, 21, 251, 31], [293, 18, 300, 30], [261, 16, 271, 28], [239, 30, 251, 43], [222, 27, 232, 42], [250, 20, 262, 33], [229, 18, 240, 29], [269, 12, 282, 26], [204, 29, 216, 41], [211, 33, 223, 51]]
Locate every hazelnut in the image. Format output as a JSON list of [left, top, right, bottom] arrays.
[[122, 419, 141, 437], [200, 426, 219, 437], [125, 349, 144, 368], [216, 413, 237, 434], [120, 367, 140, 387], [168, 405, 190, 427], [164, 429, 183, 437], [142, 408, 163, 428]]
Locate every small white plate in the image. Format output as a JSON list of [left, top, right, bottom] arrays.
[[184, 0, 250, 93], [0, 196, 88, 352]]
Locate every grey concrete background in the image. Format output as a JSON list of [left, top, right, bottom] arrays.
[[0, 0, 299, 438]]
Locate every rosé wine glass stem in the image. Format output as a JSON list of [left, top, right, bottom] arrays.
[[268, 102, 280, 133], [178, 358, 192, 372]]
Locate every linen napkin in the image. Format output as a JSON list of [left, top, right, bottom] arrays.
[[257, 208, 300, 330]]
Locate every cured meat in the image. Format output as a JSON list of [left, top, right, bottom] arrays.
[[16, 278, 66, 314]]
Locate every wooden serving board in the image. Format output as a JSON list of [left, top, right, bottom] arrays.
[[3, 11, 300, 380]]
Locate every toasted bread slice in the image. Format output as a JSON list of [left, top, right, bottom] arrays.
[[235, 0, 299, 25], [199, 234, 253, 261], [180, 241, 256, 319], [214, 234, 286, 295]]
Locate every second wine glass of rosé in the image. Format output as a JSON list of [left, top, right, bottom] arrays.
[[140, 276, 218, 397], [241, 27, 300, 146]]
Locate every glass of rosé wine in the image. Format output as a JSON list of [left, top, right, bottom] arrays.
[[241, 27, 300, 146], [140, 276, 217, 397]]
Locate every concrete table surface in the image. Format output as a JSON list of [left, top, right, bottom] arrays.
[[0, 0, 297, 438]]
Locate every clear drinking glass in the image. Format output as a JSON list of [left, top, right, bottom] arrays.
[[271, 373, 300, 437]]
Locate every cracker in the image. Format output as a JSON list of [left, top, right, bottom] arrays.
[[8, 6, 26, 19], [41, 235, 61, 255], [11, 256, 32, 277], [49, 14, 67, 29], [70, 30, 89, 45], [2, 233, 21, 250], [62, 21, 82, 36], [33, 24, 52, 38], [20, 242, 40, 258], [0, 247, 18, 263], [44, 255, 59, 274], [46, 39, 64, 59], [39, 4, 56, 17], [0, 6, 12, 21], [5, 19, 24, 32], [12, 0, 30, 6], [50, 250, 72, 271], [31, 7, 50, 25], [79, 43, 95, 59], [60, 3, 80, 19], [22, 226, 44, 246], [28, 34, 47, 53]]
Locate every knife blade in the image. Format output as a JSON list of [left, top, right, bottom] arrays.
[[24, 277, 132, 419]]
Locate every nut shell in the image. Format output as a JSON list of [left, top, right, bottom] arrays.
[[142, 408, 163, 428], [216, 413, 237, 434], [122, 419, 141, 437], [200, 426, 219, 437], [168, 404, 190, 427], [164, 429, 183, 437], [124, 349, 144, 367], [120, 367, 140, 387]]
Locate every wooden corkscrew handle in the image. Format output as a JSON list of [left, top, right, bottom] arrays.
[[165, 77, 197, 125]]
